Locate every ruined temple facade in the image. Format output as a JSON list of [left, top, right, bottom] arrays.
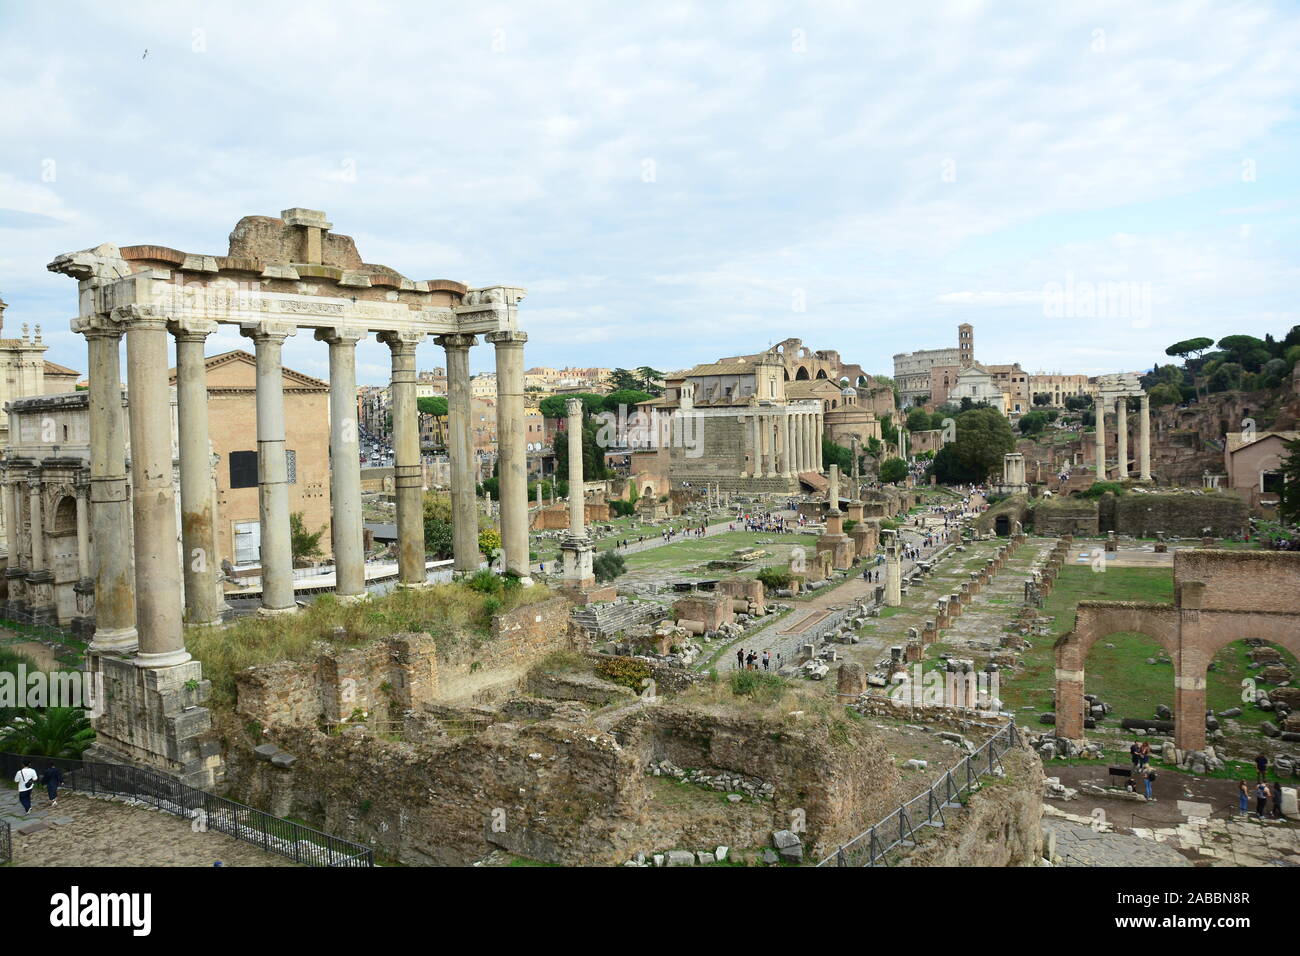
[[48, 208, 531, 786]]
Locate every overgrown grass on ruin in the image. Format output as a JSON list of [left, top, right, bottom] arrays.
[[189, 579, 555, 707]]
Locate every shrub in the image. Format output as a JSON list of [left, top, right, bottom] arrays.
[[730, 670, 788, 702], [757, 567, 791, 590], [1081, 481, 1126, 499], [466, 569, 503, 594], [593, 550, 626, 583], [595, 656, 653, 691]]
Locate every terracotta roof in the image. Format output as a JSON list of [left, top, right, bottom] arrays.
[[683, 361, 755, 377], [43, 360, 79, 376]]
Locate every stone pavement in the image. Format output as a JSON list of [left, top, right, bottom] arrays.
[[1042, 801, 1300, 867], [2, 790, 299, 867]]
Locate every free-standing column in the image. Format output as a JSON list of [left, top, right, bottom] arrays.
[[437, 334, 480, 574], [240, 321, 297, 614], [317, 327, 367, 599], [1139, 392, 1151, 481], [486, 330, 531, 584], [169, 319, 222, 626], [380, 331, 427, 587], [567, 398, 585, 537], [1116, 397, 1129, 479], [122, 305, 189, 666], [74, 313, 136, 652], [1094, 398, 1107, 481]]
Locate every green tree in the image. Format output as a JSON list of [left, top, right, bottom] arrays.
[[538, 393, 606, 419], [289, 512, 325, 566], [593, 550, 626, 583], [5, 707, 95, 758], [930, 406, 1016, 485], [1018, 410, 1050, 435], [1148, 382, 1182, 407], [635, 366, 666, 396], [879, 457, 908, 483], [602, 389, 655, 411], [1279, 438, 1300, 526], [606, 368, 643, 392], [822, 436, 852, 474], [905, 407, 932, 433], [423, 493, 454, 559]]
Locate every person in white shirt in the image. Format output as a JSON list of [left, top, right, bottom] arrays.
[[14, 759, 37, 814]]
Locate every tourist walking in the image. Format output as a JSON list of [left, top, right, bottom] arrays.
[[1238, 780, 1250, 815], [14, 759, 37, 814], [1129, 741, 1141, 769], [42, 763, 63, 807], [1255, 753, 1269, 783], [762, 650, 770, 672], [736, 649, 744, 669], [1138, 741, 1151, 769], [1143, 769, 1156, 801]]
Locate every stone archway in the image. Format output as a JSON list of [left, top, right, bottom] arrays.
[[1054, 551, 1300, 752], [795, 366, 810, 380], [1054, 603, 1180, 742]]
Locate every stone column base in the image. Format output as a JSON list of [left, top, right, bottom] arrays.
[[86, 651, 224, 791]]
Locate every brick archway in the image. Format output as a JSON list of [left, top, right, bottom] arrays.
[[1055, 603, 1179, 742], [1053, 551, 1300, 753]]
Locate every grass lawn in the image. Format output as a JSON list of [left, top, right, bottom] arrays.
[[618, 530, 804, 574], [1000, 563, 1297, 732]]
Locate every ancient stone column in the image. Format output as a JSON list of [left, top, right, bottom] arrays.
[[74, 313, 136, 652], [123, 306, 189, 666], [317, 327, 367, 600], [815, 413, 824, 470], [828, 461, 840, 511], [169, 319, 222, 626], [438, 334, 480, 574], [240, 321, 297, 614], [1116, 396, 1128, 479], [884, 531, 902, 607], [750, 413, 761, 477], [1094, 397, 1107, 481], [3, 475, 24, 612], [792, 413, 804, 473], [766, 416, 778, 478], [380, 330, 427, 588], [486, 330, 531, 584], [1139, 392, 1151, 481], [27, 477, 44, 573], [74, 478, 90, 581], [779, 412, 792, 477], [567, 399, 584, 537]]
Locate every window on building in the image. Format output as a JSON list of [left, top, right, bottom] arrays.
[[229, 449, 297, 488], [233, 520, 261, 566], [1262, 471, 1283, 494]]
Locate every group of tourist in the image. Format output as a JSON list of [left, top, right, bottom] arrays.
[[734, 648, 778, 671], [734, 512, 792, 534], [12, 759, 63, 814], [1240, 754, 1287, 818]]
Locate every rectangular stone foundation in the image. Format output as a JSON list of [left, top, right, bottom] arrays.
[[86, 652, 224, 791]]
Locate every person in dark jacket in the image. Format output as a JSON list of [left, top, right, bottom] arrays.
[[42, 763, 64, 808]]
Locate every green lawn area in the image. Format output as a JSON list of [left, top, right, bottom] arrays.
[[530, 510, 734, 563], [618, 530, 808, 574], [999, 563, 1296, 731]]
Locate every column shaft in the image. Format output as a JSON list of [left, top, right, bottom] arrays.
[[1095, 399, 1107, 481], [76, 316, 136, 651], [1116, 397, 1129, 479], [567, 399, 585, 537], [28, 479, 44, 571], [241, 322, 296, 613], [1139, 393, 1151, 480], [750, 414, 761, 477], [171, 321, 222, 625], [381, 331, 426, 587], [74, 482, 90, 581], [486, 331, 530, 583], [124, 307, 188, 666], [438, 334, 480, 573], [319, 328, 367, 597]]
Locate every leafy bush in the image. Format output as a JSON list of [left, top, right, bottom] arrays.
[[609, 498, 637, 517], [593, 550, 626, 583], [1081, 481, 1127, 499], [757, 567, 791, 590], [729, 670, 788, 702], [466, 569, 503, 594], [595, 656, 653, 691]]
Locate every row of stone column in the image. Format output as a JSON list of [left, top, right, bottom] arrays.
[[1094, 393, 1152, 482], [747, 408, 821, 478], [76, 307, 531, 661]]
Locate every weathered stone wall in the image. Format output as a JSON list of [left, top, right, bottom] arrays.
[[235, 597, 575, 725], [1105, 491, 1248, 537], [898, 745, 1043, 867], [1031, 497, 1099, 535]]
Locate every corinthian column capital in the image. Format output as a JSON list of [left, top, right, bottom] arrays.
[[111, 303, 168, 330], [315, 325, 368, 347], [377, 329, 425, 353], [239, 320, 297, 343], [167, 317, 220, 342], [485, 330, 528, 347]]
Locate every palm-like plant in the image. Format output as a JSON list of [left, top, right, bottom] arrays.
[[4, 707, 95, 758]]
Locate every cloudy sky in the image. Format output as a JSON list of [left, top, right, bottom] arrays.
[[1, 0, 1298, 386]]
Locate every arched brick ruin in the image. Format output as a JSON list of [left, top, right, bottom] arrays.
[[1054, 550, 1300, 752]]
